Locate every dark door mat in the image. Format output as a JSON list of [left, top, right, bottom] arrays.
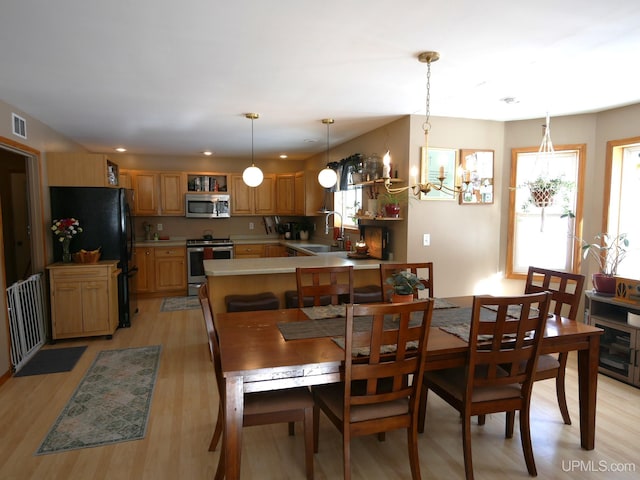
[[14, 346, 88, 377]]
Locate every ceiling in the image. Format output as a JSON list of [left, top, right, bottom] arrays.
[[2, 1, 640, 161]]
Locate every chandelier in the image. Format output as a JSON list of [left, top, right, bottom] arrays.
[[383, 51, 469, 197], [242, 113, 264, 187]]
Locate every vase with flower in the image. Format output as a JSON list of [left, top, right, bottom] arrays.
[[51, 218, 83, 262]]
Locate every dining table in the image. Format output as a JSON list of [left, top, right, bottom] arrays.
[[213, 296, 603, 480]]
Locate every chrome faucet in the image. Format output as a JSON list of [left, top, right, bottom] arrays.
[[324, 211, 343, 240]]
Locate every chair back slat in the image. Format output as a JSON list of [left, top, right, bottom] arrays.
[[296, 266, 354, 306], [524, 266, 585, 320], [468, 292, 551, 392], [343, 300, 434, 414], [198, 284, 225, 396]]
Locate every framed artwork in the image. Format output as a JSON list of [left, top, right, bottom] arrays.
[[419, 147, 457, 200], [458, 149, 494, 205]]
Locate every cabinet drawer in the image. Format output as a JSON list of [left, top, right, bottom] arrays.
[[234, 244, 265, 257], [154, 247, 186, 258], [50, 266, 109, 280]]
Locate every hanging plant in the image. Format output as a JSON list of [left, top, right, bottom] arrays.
[[519, 176, 574, 231]]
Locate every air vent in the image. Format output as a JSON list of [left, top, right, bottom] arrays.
[[12, 113, 27, 139]]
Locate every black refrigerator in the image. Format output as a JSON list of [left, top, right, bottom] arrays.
[[50, 187, 138, 328]]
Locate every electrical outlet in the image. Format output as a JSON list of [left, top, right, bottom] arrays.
[[157, 223, 163, 231], [423, 233, 430, 246], [249, 222, 254, 230]]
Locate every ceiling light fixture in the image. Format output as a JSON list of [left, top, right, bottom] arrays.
[[242, 113, 264, 187], [317, 118, 338, 188], [115, 147, 126, 153], [203, 150, 213, 156], [383, 51, 469, 197]]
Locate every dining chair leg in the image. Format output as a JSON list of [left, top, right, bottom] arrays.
[[505, 411, 515, 438], [556, 352, 571, 425], [343, 430, 352, 480], [407, 424, 421, 480], [417, 387, 427, 434], [214, 433, 225, 480], [312, 404, 320, 453], [303, 406, 315, 480], [519, 404, 537, 476], [288, 421, 295, 436], [209, 404, 223, 451], [462, 413, 474, 480], [477, 414, 486, 425]]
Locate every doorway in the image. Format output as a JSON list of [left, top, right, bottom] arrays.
[[0, 148, 32, 286]]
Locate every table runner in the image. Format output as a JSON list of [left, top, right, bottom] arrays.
[[278, 304, 474, 341]]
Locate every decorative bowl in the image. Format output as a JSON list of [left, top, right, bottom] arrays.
[[72, 248, 102, 264]]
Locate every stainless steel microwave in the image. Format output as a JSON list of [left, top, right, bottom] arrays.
[[185, 193, 231, 218]]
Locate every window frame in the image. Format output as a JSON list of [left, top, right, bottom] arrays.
[[603, 136, 640, 278], [506, 144, 586, 279]]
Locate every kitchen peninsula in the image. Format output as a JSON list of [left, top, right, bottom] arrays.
[[204, 252, 385, 313]]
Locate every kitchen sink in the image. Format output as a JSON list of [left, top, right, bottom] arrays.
[[301, 244, 333, 253]]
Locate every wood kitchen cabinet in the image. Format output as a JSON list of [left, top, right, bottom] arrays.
[[130, 171, 185, 216], [134, 245, 187, 296], [230, 174, 276, 215], [133, 246, 155, 294], [234, 244, 265, 258], [276, 173, 296, 215], [154, 246, 187, 293], [264, 244, 288, 257], [47, 152, 120, 187], [47, 261, 120, 340]]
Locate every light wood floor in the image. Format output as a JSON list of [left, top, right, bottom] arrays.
[[0, 297, 638, 479]]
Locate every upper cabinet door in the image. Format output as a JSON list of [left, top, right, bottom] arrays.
[[160, 172, 185, 215], [276, 174, 295, 215], [132, 172, 160, 216]]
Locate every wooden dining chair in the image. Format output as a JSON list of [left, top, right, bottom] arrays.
[[523, 266, 585, 425], [379, 262, 434, 301], [295, 265, 354, 307], [422, 292, 551, 480], [312, 299, 434, 480], [198, 284, 317, 480]]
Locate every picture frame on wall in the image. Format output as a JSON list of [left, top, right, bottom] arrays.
[[420, 147, 457, 200], [458, 149, 494, 205]]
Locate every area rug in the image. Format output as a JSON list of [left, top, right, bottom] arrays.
[[36, 345, 162, 455], [160, 296, 200, 312], [15, 346, 87, 377]]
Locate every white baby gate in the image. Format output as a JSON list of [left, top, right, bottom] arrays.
[[7, 273, 46, 373]]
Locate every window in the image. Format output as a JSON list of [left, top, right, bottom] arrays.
[[333, 188, 362, 231], [604, 138, 640, 278], [507, 145, 585, 277]]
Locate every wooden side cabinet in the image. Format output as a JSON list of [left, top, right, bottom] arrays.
[[47, 261, 120, 340], [585, 291, 640, 386]]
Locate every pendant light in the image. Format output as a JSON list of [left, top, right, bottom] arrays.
[[242, 113, 264, 187], [317, 118, 338, 188]]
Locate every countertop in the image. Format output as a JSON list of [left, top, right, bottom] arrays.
[[204, 254, 385, 276]]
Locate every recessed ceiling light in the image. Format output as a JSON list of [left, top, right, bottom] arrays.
[[279, 154, 288, 159], [304, 138, 318, 143], [203, 151, 213, 156], [500, 97, 519, 105], [115, 147, 126, 152]]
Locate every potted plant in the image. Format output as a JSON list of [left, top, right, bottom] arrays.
[[380, 192, 401, 218], [297, 217, 315, 240], [581, 232, 629, 294], [385, 271, 425, 303], [523, 176, 572, 208]]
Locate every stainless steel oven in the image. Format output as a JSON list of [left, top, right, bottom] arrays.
[[187, 238, 234, 295]]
